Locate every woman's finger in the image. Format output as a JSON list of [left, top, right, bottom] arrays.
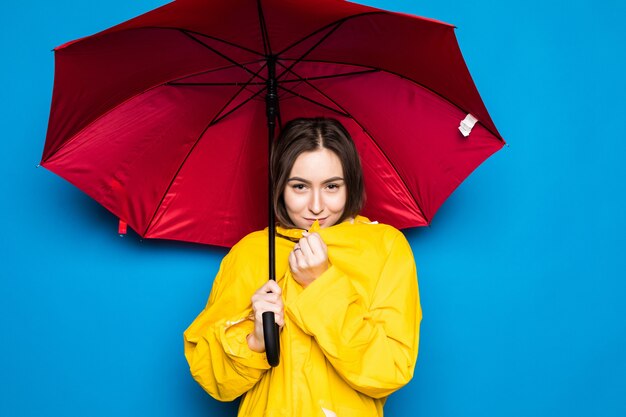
[[298, 237, 314, 258], [294, 247, 309, 269], [261, 279, 282, 295], [257, 310, 284, 329], [288, 250, 299, 272], [305, 233, 326, 255], [253, 289, 283, 305], [253, 300, 283, 319]]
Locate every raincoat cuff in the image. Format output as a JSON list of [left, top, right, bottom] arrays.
[[286, 265, 354, 332], [219, 317, 271, 370]]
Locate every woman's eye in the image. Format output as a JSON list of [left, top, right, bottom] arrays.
[[292, 184, 306, 190], [326, 183, 340, 190]]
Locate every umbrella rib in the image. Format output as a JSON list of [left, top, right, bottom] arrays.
[[212, 84, 267, 127], [170, 69, 379, 86], [57, 25, 266, 57], [180, 30, 266, 81], [168, 80, 268, 115], [257, 0, 272, 56], [176, 29, 274, 124], [205, 60, 269, 125], [276, 11, 385, 58], [277, 62, 430, 223], [166, 58, 267, 85], [275, 20, 346, 82], [277, 68, 379, 83], [168, 82, 265, 86], [153, 26, 265, 57], [277, 84, 350, 118]]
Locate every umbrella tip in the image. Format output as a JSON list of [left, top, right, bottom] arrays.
[[36, 164, 41, 168], [118, 219, 128, 236]]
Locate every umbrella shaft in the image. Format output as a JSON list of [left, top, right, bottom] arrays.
[[266, 55, 278, 129], [266, 55, 278, 281], [264, 54, 281, 368]]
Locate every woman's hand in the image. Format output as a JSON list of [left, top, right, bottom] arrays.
[[289, 232, 329, 288], [247, 280, 284, 353]]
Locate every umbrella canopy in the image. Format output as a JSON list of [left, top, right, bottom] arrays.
[[42, 0, 504, 248]]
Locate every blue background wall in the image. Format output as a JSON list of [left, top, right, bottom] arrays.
[[2, 1, 625, 416]]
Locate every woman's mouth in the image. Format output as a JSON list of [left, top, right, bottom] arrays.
[[305, 217, 328, 226]]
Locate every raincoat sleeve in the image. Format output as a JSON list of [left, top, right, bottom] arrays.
[[286, 229, 421, 399], [184, 240, 271, 401]]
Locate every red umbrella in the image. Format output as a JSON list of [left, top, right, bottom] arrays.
[[42, 0, 504, 365]]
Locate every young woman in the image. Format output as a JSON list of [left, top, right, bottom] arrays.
[[184, 118, 421, 416]]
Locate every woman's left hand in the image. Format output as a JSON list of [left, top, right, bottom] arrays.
[[289, 232, 329, 288]]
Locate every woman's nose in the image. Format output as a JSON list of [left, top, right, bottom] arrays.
[[308, 190, 323, 215]]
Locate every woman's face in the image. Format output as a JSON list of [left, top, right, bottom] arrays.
[[283, 147, 347, 229]]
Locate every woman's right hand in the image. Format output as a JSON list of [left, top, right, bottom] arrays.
[[247, 280, 284, 353]]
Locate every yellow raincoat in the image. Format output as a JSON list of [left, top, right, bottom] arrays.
[[184, 216, 421, 416]]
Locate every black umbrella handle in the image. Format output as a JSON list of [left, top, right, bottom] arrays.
[[262, 311, 280, 366]]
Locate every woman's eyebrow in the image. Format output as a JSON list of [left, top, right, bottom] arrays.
[[322, 176, 344, 184], [286, 176, 345, 184], [287, 176, 311, 183]]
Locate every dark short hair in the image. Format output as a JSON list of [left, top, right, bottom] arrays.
[[271, 117, 365, 228]]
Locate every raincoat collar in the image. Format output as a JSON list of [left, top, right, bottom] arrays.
[[274, 215, 375, 241]]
